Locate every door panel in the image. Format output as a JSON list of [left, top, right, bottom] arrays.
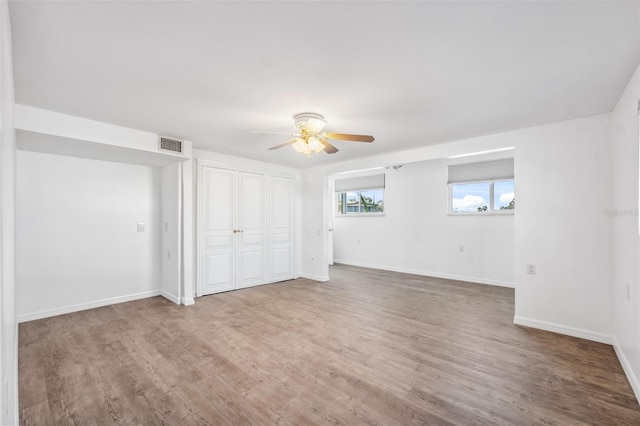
[[271, 247, 292, 276], [237, 172, 266, 288], [269, 177, 294, 282], [237, 250, 264, 288], [204, 253, 234, 293], [201, 167, 236, 294]]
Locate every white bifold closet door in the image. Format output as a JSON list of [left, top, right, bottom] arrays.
[[199, 165, 294, 296], [236, 172, 265, 289], [200, 167, 265, 295], [201, 167, 236, 294]]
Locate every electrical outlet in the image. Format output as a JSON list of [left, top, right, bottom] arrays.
[[164, 222, 169, 232], [527, 264, 536, 275], [459, 245, 464, 252]]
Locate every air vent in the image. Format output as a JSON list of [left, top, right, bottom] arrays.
[[159, 136, 183, 154]]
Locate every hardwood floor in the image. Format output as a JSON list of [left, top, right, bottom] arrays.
[[19, 264, 640, 425]]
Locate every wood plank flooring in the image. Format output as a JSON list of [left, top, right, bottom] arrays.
[[19, 264, 640, 425]]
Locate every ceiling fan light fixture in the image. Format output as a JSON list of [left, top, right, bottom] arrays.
[[292, 138, 307, 153], [265, 112, 374, 156], [308, 136, 321, 150]]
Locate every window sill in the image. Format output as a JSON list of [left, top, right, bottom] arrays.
[[448, 212, 514, 216], [335, 213, 386, 217]]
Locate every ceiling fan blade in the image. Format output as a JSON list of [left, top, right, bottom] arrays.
[[268, 139, 297, 150], [319, 138, 339, 154], [323, 132, 375, 143]]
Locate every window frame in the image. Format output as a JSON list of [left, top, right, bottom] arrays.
[[448, 178, 515, 215], [336, 187, 385, 217]]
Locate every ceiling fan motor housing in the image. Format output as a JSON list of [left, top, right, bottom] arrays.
[[293, 112, 325, 129]]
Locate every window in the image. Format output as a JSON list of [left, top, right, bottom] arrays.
[[448, 158, 514, 214], [493, 180, 515, 210], [450, 180, 514, 213], [337, 189, 384, 214], [335, 174, 385, 215]]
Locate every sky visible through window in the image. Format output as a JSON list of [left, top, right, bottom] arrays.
[[494, 180, 515, 209], [451, 180, 514, 212]]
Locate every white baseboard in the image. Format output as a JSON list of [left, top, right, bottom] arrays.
[[612, 337, 640, 404], [333, 259, 514, 288], [160, 289, 180, 305], [17, 290, 161, 323], [181, 297, 195, 306], [513, 315, 613, 345], [299, 273, 330, 282], [13, 323, 19, 421]]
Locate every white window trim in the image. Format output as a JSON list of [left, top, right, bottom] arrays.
[[448, 179, 515, 216], [335, 213, 386, 218]]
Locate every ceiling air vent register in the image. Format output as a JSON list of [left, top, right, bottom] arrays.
[[159, 136, 183, 154]]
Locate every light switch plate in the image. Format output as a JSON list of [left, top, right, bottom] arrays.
[[137, 222, 145, 232]]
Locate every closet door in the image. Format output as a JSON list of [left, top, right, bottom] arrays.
[[269, 177, 294, 282], [236, 172, 266, 289], [201, 167, 236, 294]]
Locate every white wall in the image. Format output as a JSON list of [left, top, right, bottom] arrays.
[[513, 114, 613, 341], [611, 64, 640, 400], [302, 113, 614, 343], [16, 150, 162, 321], [181, 159, 194, 305], [300, 170, 329, 281], [160, 162, 181, 304], [332, 159, 514, 286], [14, 104, 190, 161], [0, 0, 18, 422]]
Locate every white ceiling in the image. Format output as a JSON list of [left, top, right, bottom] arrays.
[[9, 1, 640, 169]]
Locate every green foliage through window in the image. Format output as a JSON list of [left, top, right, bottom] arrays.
[[337, 189, 384, 215]]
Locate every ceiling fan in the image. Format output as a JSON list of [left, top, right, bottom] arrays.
[[255, 112, 374, 156]]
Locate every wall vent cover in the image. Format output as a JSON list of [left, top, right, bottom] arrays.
[[159, 136, 183, 154]]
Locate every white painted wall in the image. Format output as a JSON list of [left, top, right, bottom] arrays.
[[14, 104, 190, 161], [161, 162, 181, 304], [181, 159, 194, 305], [0, 0, 18, 422], [300, 170, 329, 282], [332, 158, 515, 287], [16, 150, 162, 321], [512, 114, 613, 341], [302, 113, 614, 343], [611, 64, 640, 400]]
